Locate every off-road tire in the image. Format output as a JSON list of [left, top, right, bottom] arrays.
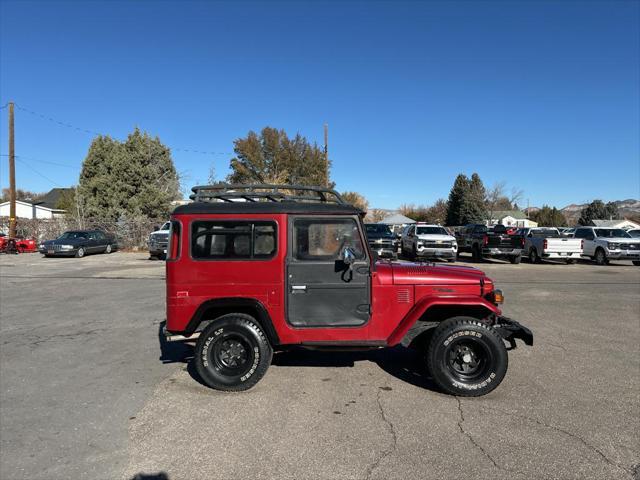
[[75, 247, 85, 258], [426, 316, 508, 397], [194, 313, 272, 392], [529, 248, 540, 264], [509, 254, 521, 264], [594, 248, 607, 266]]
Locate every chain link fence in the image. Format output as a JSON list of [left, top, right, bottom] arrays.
[[0, 216, 163, 249]]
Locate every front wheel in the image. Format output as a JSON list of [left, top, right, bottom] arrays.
[[594, 248, 607, 265], [75, 247, 85, 258], [194, 314, 272, 391], [426, 317, 508, 397]]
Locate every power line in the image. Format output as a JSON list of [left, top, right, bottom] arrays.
[[0, 154, 79, 169], [14, 158, 64, 187], [11, 103, 233, 156]]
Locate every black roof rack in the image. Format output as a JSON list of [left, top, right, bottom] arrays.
[[190, 183, 346, 205]]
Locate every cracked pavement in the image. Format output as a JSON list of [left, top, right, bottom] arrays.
[[1, 252, 639, 479]]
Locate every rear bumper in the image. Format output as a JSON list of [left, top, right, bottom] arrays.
[[492, 316, 533, 349], [542, 251, 581, 259], [483, 248, 522, 257]]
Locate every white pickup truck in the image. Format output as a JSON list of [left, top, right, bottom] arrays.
[[573, 226, 640, 265], [517, 227, 582, 264]]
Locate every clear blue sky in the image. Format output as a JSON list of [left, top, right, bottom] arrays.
[[1, 0, 638, 209]]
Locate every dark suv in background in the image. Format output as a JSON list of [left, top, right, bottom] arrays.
[[364, 223, 398, 258]]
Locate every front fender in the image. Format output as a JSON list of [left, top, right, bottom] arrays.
[[386, 295, 501, 346]]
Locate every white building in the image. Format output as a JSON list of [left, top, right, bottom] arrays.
[[0, 199, 66, 219], [487, 210, 538, 228], [592, 219, 640, 230]]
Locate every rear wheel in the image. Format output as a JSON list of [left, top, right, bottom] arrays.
[[105, 244, 112, 254], [633, 261, 640, 266], [565, 259, 575, 265], [594, 248, 607, 265], [529, 248, 540, 264], [195, 313, 272, 391], [426, 317, 508, 397], [509, 254, 521, 264]]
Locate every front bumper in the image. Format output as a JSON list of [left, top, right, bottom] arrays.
[[492, 316, 534, 349], [39, 247, 77, 256], [416, 247, 456, 259], [605, 250, 640, 260]]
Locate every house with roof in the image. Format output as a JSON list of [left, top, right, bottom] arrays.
[[0, 188, 72, 219], [591, 219, 640, 230], [487, 210, 538, 228], [378, 213, 416, 236]]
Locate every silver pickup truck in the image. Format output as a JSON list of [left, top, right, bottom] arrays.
[[517, 227, 582, 264]]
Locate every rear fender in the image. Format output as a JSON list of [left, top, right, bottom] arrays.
[[387, 296, 501, 346]]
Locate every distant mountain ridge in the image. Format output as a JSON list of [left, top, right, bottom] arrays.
[[560, 199, 640, 223]]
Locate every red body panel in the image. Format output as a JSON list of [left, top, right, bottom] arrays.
[[0, 237, 38, 253], [166, 212, 498, 345]]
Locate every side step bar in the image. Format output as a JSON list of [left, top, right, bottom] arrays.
[[163, 325, 200, 342]]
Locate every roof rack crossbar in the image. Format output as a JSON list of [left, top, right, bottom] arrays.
[[189, 183, 346, 205]]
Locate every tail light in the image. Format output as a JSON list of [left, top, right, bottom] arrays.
[[520, 237, 525, 247], [483, 235, 488, 246], [581, 239, 584, 249], [543, 239, 548, 250]]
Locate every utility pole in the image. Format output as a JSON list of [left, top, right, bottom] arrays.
[[8, 102, 16, 238], [323, 123, 329, 187]]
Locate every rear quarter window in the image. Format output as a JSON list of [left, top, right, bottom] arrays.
[[191, 221, 277, 260]]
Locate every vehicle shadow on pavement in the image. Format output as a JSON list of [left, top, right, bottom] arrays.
[[157, 321, 193, 364], [272, 338, 442, 393], [129, 473, 170, 480]]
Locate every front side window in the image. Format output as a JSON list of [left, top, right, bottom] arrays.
[[191, 221, 277, 260], [294, 218, 365, 261], [595, 229, 631, 238]]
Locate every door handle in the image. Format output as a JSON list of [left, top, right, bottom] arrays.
[[291, 285, 307, 293]]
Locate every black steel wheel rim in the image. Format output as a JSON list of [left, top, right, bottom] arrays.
[[211, 332, 254, 376], [444, 338, 492, 382]]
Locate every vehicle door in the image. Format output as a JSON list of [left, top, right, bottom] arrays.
[[94, 231, 108, 252], [286, 216, 371, 328], [82, 232, 98, 252], [574, 228, 595, 256]]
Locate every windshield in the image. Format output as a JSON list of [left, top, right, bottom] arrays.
[[628, 230, 640, 238], [161, 222, 171, 231], [416, 226, 448, 235], [366, 224, 392, 235], [595, 229, 631, 238], [58, 231, 88, 240]]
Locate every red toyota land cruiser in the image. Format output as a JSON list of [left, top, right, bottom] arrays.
[[164, 184, 532, 397]]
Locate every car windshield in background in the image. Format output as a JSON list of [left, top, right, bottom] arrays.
[[416, 226, 447, 235], [58, 232, 88, 240], [595, 229, 631, 238], [161, 222, 171, 230], [628, 230, 640, 238], [366, 225, 392, 235]]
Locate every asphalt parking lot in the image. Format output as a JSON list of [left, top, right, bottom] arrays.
[[0, 252, 638, 480]]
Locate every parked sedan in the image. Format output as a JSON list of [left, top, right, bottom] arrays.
[[39, 230, 118, 258]]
